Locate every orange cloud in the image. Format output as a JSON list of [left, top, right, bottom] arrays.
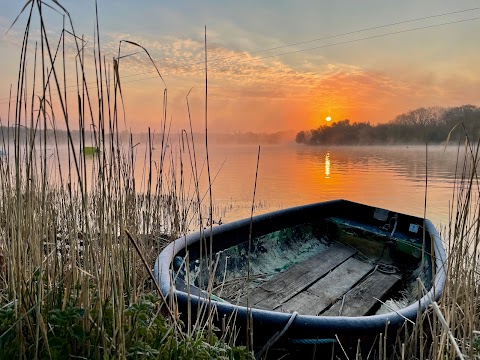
[[3, 26, 478, 135]]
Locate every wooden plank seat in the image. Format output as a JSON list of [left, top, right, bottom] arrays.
[[239, 242, 401, 317], [279, 257, 374, 315], [322, 270, 401, 316], [239, 242, 357, 309]]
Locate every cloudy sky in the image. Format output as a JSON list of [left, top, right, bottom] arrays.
[[0, 0, 479, 133]]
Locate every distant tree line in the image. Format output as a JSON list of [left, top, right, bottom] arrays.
[[0, 127, 295, 147], [295, 105, 480, 145]]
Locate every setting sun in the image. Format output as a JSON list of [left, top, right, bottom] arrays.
[[326, 116, 332, 122]]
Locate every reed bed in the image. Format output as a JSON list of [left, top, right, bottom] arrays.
[[329, 138, 480, 360], [0, 1, 250, 359], [386, 137, 480, 360]]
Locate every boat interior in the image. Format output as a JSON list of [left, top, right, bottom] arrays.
[[173, 205, 434, 318]]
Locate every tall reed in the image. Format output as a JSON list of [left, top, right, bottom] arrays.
[[355, 137, 480, 360], [0, 1, 250, 358]]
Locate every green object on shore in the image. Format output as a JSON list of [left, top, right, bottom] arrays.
[[82, 146, 99, 155]]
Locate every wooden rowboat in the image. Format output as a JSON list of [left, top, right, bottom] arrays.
[[154, 200, 446, 351]]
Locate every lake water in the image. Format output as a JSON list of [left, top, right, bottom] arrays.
[[2, 142, 469, 230], [186, 144, 467, 230]]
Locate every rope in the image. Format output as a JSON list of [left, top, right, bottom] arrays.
[[390, 214, 398, 238], [377, 263, 399, 274], [289, 338, 337, 345], [255, 311, 298, 358]]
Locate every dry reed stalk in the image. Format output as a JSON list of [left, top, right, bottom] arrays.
[[389, 136, 480, 360], [0, 1, 250, 358]]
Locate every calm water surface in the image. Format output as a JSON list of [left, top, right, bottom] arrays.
[[8, 143, 467, 230], [201, 144, 466, 229]]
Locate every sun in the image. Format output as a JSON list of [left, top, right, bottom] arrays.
[[326, 116, 332, 122]]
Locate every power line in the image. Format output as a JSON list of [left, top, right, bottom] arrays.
[[0, 9, 479, 105], [71, 7, 480, 74], [103, 15, 480, 88], [70, 7, 480, 71], [191, 7, 480, 66], [220, 16, 480, 66]]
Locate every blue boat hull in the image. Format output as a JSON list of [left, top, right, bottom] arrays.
[[154, 199, 446, 347]]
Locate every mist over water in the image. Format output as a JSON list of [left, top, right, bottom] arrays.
[[204, 144, 463, 229], [3, 142, 465, 229]]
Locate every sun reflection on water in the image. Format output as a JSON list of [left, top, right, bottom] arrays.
[[325, 152, 330, 179]]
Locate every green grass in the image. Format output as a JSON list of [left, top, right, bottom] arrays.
[[0, 293, 250, 359]]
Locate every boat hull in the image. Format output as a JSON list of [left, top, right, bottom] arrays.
[[154, 199, 446, 345]]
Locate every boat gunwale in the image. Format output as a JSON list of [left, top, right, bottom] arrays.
[[154, 199, 447, 335]]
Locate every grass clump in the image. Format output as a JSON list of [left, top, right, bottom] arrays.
[[0, 293, 250, 359]]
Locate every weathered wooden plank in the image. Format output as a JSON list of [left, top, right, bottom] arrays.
[[280, 257, 374, 315], [263, 243, 356, 293], [322, 270, 401, 317], [273, 291, 323, 314], [236, 287, 271, 308], [247, 243, 357, 310]]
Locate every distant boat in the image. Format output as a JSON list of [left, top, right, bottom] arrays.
[[81, 146, 99, 155], [155, 200, 446, 352]]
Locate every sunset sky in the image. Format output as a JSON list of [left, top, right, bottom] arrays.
[[0, 1, 479, 134]]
